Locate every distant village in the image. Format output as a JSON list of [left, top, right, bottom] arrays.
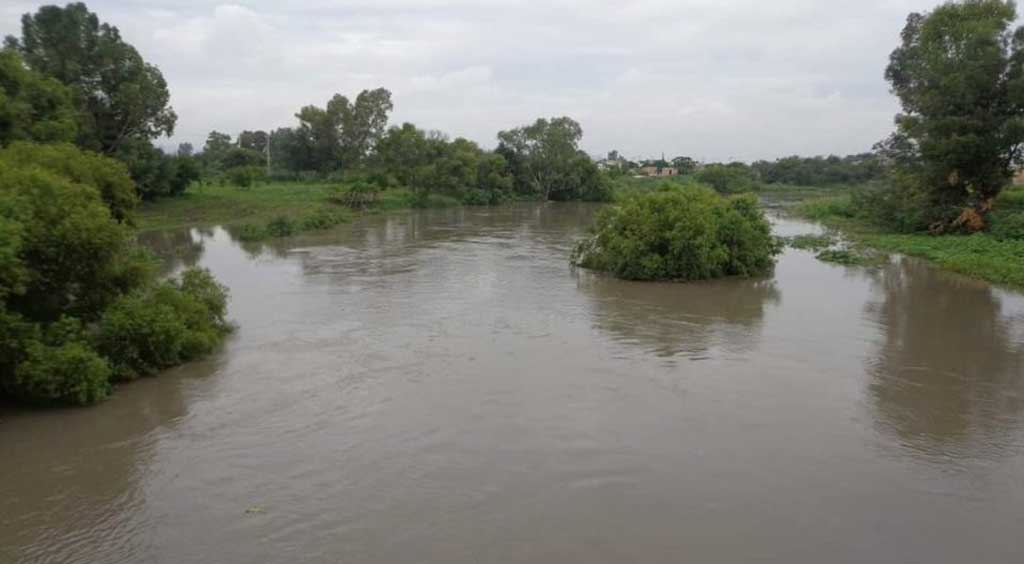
[[595, 150, 702, 178]]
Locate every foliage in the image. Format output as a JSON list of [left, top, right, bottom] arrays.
[[785, 234, 836, 250], [295, 88, 393, 172], [371, 122, 518, 204], [0, 141, 137, 221], [233, 206, 351, 241], [97, 268, 231, 380], [225, 165, 264, 188], [815, 248, 887, 267], [0, 143, 230, 405], [752, 154, 887, 186], [865, 232, 1024, 289], [10, 336, 112, 405], [989, 209, 1024, 240], [116, 139, 200, 200], [882, 0, 1024, 226], [0, 49, 77, 145], [571, 185, 781, 281], [497, 117, 607, 201], [696, 163, 758, 194], [5, 2, 176, 154]]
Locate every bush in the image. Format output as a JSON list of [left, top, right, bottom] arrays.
[[12, 340, 112, 405], [265, 216, 296, 237], [298, 207, 350, 231], [989, 210, 1024, 240], [98, 268, 231, 380], [225, 166, 264, 188], [571, 185, 781, 281]]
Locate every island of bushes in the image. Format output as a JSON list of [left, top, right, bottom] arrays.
[[571, 185, 781, 281]]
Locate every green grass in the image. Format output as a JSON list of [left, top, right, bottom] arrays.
[[790, 185, 1024, 289], [136, 181, 461, 232], [861, 232, 1024, 288]]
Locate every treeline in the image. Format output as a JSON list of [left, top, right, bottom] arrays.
[[1, 3, 230, 406], [751, 154, 887, 186], [198, 99, 610, 204]]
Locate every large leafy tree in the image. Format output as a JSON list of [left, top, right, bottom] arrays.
[[296, 88, 393, 171], [0, 50, 77, 145], [5, 2, 177, 154], [884, 0, 1024, 228], [497, 117, 607, 200]]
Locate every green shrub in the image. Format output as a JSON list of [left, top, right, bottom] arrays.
[[225, 166, 264, 188], [98, 268, 231, 380], [571, 185, 781, 281], [785, 234, 835, 250], [12, 340, 112, 405], [265, 216, 296, 237], [298, 207, 350, 231], [989, 210, 1024, 240]]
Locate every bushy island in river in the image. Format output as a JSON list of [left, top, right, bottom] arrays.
[[571, 185, 781, 281]]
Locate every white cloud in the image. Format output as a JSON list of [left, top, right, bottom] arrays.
[[0, 0, 953, 160]]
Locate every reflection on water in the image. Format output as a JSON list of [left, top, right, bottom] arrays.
[[578, 272, 779, 358], [137, 227, 211, 275], [3, 203, 1024, 564], [866, 258, 1024, 459]]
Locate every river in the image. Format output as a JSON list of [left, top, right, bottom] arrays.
[[2, 202, 1023, 563]]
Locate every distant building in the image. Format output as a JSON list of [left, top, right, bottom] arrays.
[[597, 158, 627, 171], [638, 166, 678, 177]]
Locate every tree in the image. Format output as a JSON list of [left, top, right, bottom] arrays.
[[0, 143, 230, 406], [0, 50, 77, 145], [268, 127, 312, 173], [5, 2, 177, 154], [177, 142, 193, 158], [200, 130, 233, 173], [296, 88, 393, 172], [497, 116, 597, 200], [671, 156, 698, 174], [238, 130, 269, 154], [336, 88, 393, 166], [884, 0, 1024, 229]]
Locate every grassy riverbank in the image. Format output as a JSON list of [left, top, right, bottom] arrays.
[[136, 181, 461, 232], [791, 186, 1024, 289]]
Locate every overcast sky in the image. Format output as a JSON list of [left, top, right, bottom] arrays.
[[1, 1, 948, 162]]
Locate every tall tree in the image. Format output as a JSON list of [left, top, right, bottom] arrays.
[[296, 88, 393, 172], [884, 0, 1024, 229], [497, 117, 593, 200], [5, 2, 177, 154], [238, 130, 269, 154]]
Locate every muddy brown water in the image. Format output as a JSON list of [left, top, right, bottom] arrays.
[[2, 203, 1024, 564]]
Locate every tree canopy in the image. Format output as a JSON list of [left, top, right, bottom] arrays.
[[5, 2, 177, 154], [884, 0, 1024, 227], [0, 50, 78, 145]]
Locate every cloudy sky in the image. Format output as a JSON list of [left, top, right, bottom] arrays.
[[1, 1, 946, 161]]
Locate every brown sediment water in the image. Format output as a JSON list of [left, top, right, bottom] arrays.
[[2, 202, 1023, 563]]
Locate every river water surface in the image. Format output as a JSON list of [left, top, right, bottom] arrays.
[[2, 203, 1024, 563]]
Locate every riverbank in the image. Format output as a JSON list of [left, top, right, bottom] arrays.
[[136, 182, 462, 233], [790, 186, 1024, 289]]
